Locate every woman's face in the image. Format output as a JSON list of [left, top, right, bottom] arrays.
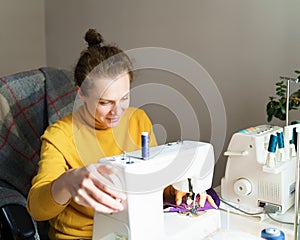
[[79, 73, 130, 128]]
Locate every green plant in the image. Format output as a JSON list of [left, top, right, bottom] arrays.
[[266, 70, 300, 122]]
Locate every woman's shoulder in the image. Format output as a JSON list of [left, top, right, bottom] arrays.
[[42, 113, 73, 139], [124, 107, 153, 128], [51, 113, 73, 129], [126, 107, 148, 118]]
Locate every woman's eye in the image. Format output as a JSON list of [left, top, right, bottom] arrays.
[[98, 101, 112, 105], [121, 96, 129, 101]]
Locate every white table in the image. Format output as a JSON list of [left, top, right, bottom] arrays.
[[214, 186, 295, 240]]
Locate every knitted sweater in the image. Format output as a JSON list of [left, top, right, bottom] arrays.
[[27, 105, 156, 239]]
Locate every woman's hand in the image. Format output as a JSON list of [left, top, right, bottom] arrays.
[[198, 192, 218, 209], [164, 185, 217, 208], [163, 185, 186, 205], [51, 164, 126, 213]]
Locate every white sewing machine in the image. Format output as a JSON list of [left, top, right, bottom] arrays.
[[92, 140, 220, 240], [221, 125, 296, 214]]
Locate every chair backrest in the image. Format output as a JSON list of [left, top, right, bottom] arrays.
[[0, 67, 76, 200]]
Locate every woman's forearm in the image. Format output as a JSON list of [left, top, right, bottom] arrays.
[[51, 171, 72, 205]]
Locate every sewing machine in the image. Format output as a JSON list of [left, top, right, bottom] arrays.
[[221, 125, 296, 214], [92, 140, 220, 240]]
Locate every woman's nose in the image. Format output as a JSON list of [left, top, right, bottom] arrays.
[[111, 102, 122, 115]]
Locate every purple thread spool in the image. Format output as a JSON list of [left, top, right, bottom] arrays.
[[141, 132, 149, 160]]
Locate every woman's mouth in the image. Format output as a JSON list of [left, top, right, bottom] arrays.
[[107, 117, 120, 123]]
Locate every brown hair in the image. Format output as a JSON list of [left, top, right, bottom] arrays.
[[74, 29, 133, 95]]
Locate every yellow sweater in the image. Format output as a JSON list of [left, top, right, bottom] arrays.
[[27, 106, 156, 239]]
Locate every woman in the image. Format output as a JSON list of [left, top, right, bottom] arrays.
[[27, 29, 216, 240], [27, 29, 157, 239]]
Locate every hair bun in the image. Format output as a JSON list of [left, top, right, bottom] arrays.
[[85, 29, 103, 47]]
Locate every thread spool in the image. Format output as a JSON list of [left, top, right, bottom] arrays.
[[266, 135, 278, 168], [141, 132, 149, 160], [290, 139, 297, 157], [277, 132, 284, 149], [261, 228, 285, 240], [268, 135, 278, 153], [276, 132, 285, 162]]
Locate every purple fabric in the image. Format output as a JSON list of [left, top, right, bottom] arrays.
[[163, 188, 220, 212]]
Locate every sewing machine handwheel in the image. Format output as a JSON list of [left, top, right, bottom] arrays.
[[233, 178, 252, 196]]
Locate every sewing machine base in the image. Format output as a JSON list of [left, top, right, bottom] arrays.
[[92, 141, 217, 240], [164, 209, 221, 240], [93, 209, 221, 240]]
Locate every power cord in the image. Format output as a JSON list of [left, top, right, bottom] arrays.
[[266, 212, 294, 225], [220, 198, 294, 225], [220, 198, 264, 216]]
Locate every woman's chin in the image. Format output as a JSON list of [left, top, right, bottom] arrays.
[[106, 119, 120, 128]]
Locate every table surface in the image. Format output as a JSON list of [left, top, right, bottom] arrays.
[[215, 186, 296, 240]]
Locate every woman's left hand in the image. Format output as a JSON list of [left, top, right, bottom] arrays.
[[164, 185, 217, 208]]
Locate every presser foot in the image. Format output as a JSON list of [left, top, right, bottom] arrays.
[[178, 210, 206, 217], [185, 192, 200, 216], [178, 198, 205, 217]]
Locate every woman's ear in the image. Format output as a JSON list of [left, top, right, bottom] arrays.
[[76, 85, 84, 98], [77, 86, 87, 102]]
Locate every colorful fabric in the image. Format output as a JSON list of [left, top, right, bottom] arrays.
[[163, 188, 220, 212], [0, 67, 76, 207]]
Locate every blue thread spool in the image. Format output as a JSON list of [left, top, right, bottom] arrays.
[[277, 132, 284, 149], [261, 228, 285, 240], [141, 132, 149, 160], [268, 134, 278, 153]]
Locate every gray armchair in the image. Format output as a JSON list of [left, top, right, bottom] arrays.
[[0, 68, 76, 240]]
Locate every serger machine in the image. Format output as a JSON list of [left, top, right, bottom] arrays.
[[221, 125, 297, 214], [92, 141, 220, 240]]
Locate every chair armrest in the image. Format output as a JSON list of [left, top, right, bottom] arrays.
[[0, 204, 36, 240]]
